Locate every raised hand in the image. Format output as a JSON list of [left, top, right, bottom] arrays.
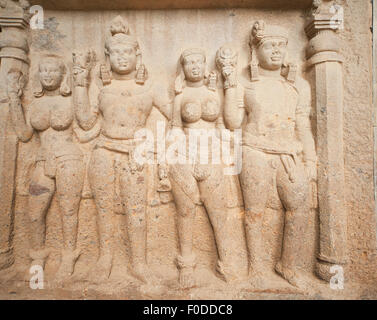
[[221, 65, 236, 80], [7, 70, 25, 99], [216, 45, 238, 89], [72, 49, 96, 87]]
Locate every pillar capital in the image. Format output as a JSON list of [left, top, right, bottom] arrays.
[[305, 0, 343, 61], [0, 0, 30, 28]]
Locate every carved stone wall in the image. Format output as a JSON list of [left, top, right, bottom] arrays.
[[0, 0, 376, 300]]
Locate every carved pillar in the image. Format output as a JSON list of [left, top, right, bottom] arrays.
[[0, 1, 30, 270], [305, 0, 347, 281]]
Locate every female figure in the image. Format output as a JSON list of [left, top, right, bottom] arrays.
[[169, 48, 237, 288], [8, 55, 84, 281]]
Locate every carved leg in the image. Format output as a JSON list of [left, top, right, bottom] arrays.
[[23, 161, 55, 283], [200, 165, 237, 282], [28, 162, 55, 266], [54, 159, 84, 281], [169, 165, 198, 289], [120, 159, 150, 283], [89, 148, 115, 281], [276, 158, 310, 289], [239, 148, 271, 286]]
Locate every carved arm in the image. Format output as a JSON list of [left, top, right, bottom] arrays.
[[295, 80, 317, 181], [223, 84, 245, 130], [171, 94, 183, 129], [216, 45, 245, 130], [72, 50, 98, 131], [7, 70, 33, 142]]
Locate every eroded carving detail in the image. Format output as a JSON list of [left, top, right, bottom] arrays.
[[0, 0, 30, 271], [169, 47, 242, 288], [8, 55, 84, 282], [73, 16, 171, 283], [306, 0, 347, 282], [0, 3, 360, 299], [219, 21, 317, 289]]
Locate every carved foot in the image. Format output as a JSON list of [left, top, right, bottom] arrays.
[[29, 248, 51, 267], [216, 260, 238, 283], [179, 267, 196, 289], [54, 249, 81, 284], [316, 260, 339, 283], [249, 271, 269, 290], [90, 254, 113, 283], [130, 262, 153, 284], [25, 248, 51, 282], [275, 261, 309, 291], [177, 254, 196, 289], [247, 262, 270, 289]]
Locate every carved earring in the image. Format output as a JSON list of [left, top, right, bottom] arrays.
[[135, 52, 147, 85], [33, 70, 44, 98], [286, 63, 298, 84], [204, 64, 210, 80], [60, 65, 72, 97], [280, 51, 297, 83], [207, 70, 218, 92], [282, 50, 289, 68], [250, 48, 259, 81], [174, 63, 185, 95], [100, 53, 112, 86]]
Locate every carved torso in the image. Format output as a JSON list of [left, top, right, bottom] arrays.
[[180, 85, 220, 130], [29, 95, 81, 158], [99, 78, 155, 139], [242, 75, 299, 145]]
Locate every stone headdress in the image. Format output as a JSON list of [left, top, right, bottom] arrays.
[[102, 16, 147, 85], [249, 20, 296, 82], [250, 20, 289, 48]]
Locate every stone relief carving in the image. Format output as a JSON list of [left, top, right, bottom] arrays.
[[0, 0, 361, 298], [0, 0, 31, 271], [219, 21, 317, 289], [169, 47, 240, 288], [8, 55, 84, 283], [72, 16, 172, 283], [305, 0, 347, 282]]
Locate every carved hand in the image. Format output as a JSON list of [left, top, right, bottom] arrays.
[[72, 49, 96, 87], [221, 64, 237, 89], [7, 70, 25, 99], [73, 66, 90, 87], [221, 65, 235, 79]]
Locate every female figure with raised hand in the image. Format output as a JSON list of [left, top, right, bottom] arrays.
[[169, 48, 238, 288], [8, 55, 84, 282]]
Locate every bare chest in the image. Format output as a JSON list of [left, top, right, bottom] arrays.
[[30, 97, 73, 132], [244, 79, 298, 118], [180, 87, 220, 123]]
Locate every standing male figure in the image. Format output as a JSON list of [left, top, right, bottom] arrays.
[[219, 21, 317, 288], [73, 16, 171, 282]]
